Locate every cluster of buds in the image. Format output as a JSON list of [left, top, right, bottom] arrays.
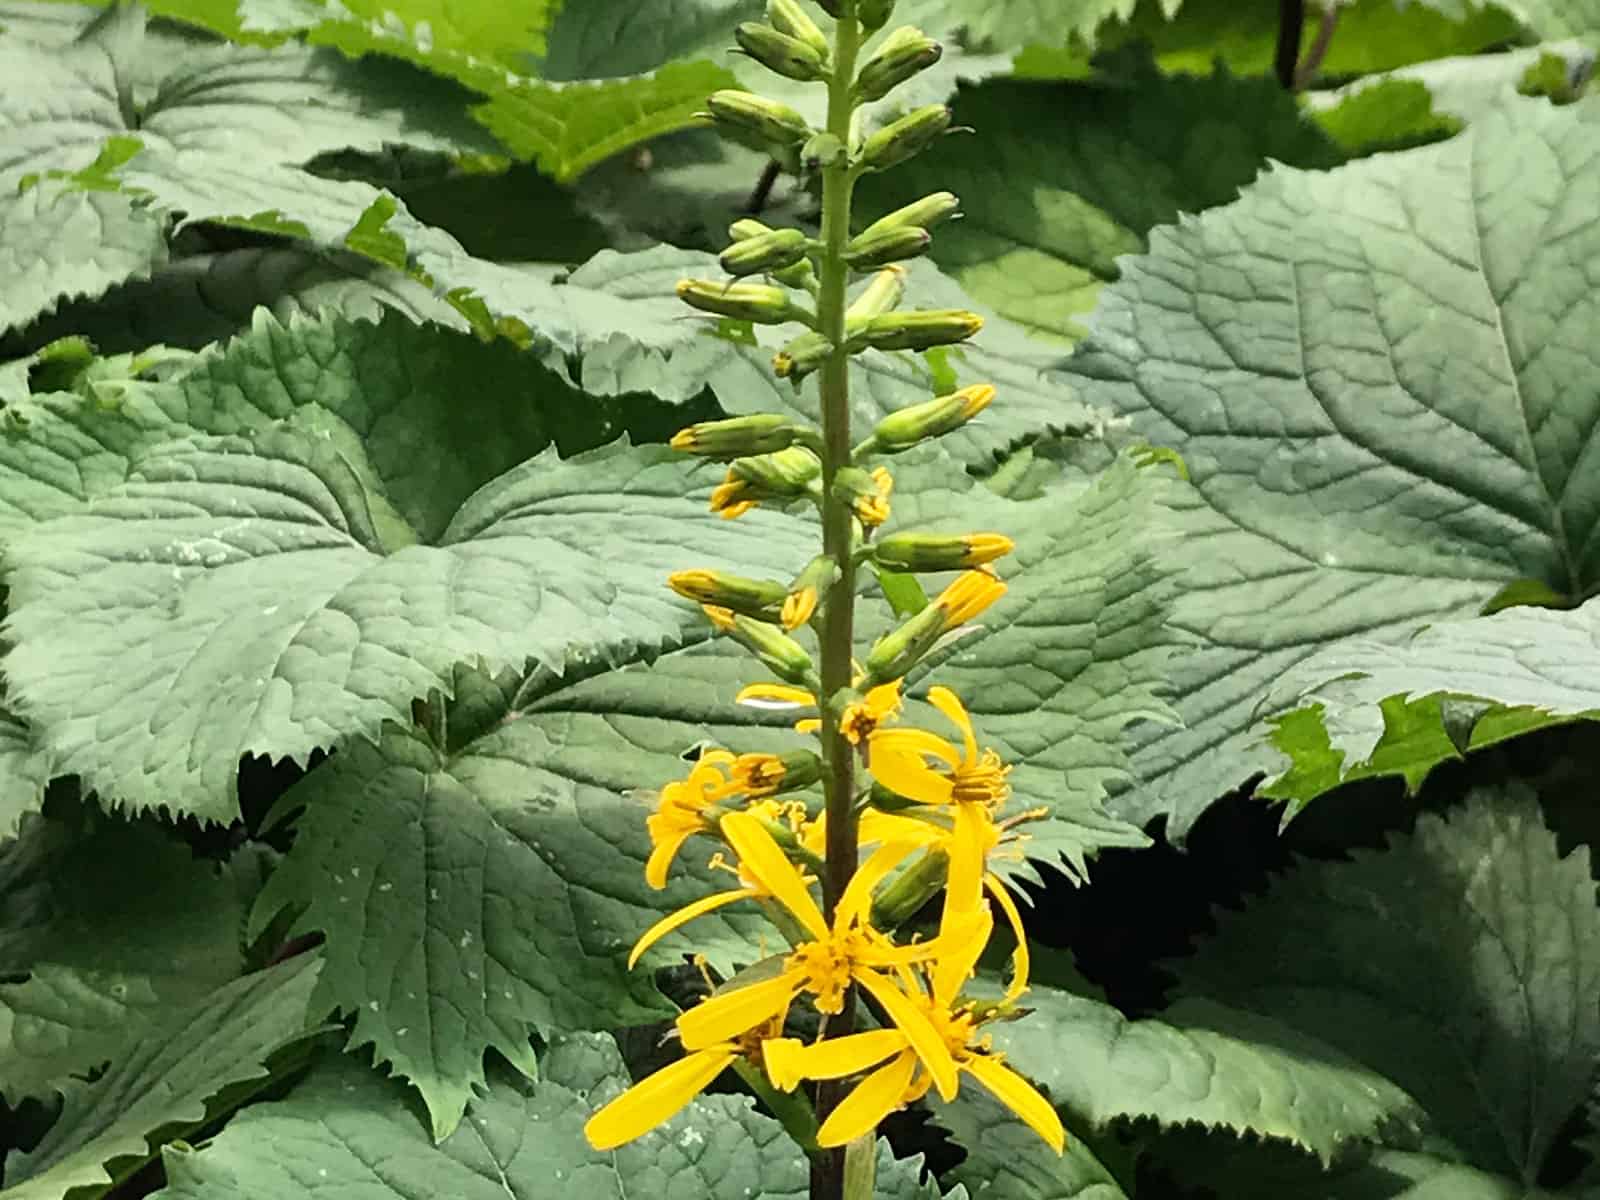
[[584, 0, 1064, 1170]]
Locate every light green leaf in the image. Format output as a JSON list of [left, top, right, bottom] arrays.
[[1, 955, 323, 1200], [2, 317, 813, 821], [984, 985, 1422, 1163], [855, 71, 1341, 344], [0, 812, 268, 1104], [151, 1032, 941, 1198], [1179, 785, 1600, 1181], [940, 1090, 1126, 1200], [1062, 96, 1600, 837], [0, 182, 168, 340], [1264, 597, 1600, 805], [4, 246, 467, 356], [247, 721, 777, 1140]]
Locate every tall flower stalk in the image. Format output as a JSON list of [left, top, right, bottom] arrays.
[[583, 3, 1062, 1195]]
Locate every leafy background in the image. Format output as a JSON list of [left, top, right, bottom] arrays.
[[1, 0, 1599, 1196]]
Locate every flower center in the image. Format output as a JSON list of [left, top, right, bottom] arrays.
[[949, 750, 1010, 805], [784, 926, 880, 1013]]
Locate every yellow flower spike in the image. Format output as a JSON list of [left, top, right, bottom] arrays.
[[584, 1044, 742, 1150]]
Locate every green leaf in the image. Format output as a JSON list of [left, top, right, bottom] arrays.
[[1264, 598, 1600, 805], [1, 954, 323, 1199], [247, 722, 777, 1140], [0, 709, 50, 841], [939, 1089, 1127, 1200], [1178, 785, 1600, 1181], [984, 985, 1421, 1163], [2, 315, 814, 821], [1061, 96, 1600, 838], [150, 1032, 941, 1199], [4, 246, 468, 356], [854, 72, 1341, 343], [1310, 78, 1466, 154], [0, 811, 267, 1104]]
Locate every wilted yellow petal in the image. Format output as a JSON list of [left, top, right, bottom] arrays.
[[962, 1053, 1066, 1154], [815, 1050, 919, 1147], [584, 1046, 739, 1150], [678, 971, 803, 1050], [719, 812, 827, 939]]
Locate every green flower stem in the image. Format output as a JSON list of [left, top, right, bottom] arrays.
[[814, 12, 863, 1199]]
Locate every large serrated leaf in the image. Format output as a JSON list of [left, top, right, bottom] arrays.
[[938, 1091, 1128, 1200], [1, 955, 323, 1199], [0, 812, 266, 1103], [1062, 95, 1600, 837], [0, 312, 808, 819], [0, 709, 49, 841], [148, 1033, 941, 1198], [854, 71, 1341, 343], [1178, 785, 1600, 1181]]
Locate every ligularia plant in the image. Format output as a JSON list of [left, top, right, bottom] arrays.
[[581, 0, 1063, 1188]]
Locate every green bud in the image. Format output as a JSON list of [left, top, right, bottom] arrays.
[[767, 0, 830, 58], [858, 0, 896, 30], [858, 308, 983, 351], [719, 227, 810, 277], [710, 608, 817, 684], [873, 531, 1015, 571], [868, 383, 994, 450], [844, 266, 907, 323], [801, 131, 847, 172], [671, 413, 800, 459], [843, 225, 931, 269], [669, 568, 788, 621], [729, 218, 775, 242], [705, 90, 812, 162], [856, 191, 961, 243], [781, 553, 839, 629], [735, 21, 829, 82], [858, 104, 951, 172], [864, 601, 945, 681], [677, 278, 806, 325], [772, 259, 817, 290], [728, 444, 824, 494], [772, 330, 833, 381], [855, 26, 942, 102]]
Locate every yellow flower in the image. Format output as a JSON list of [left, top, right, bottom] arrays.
[[760, 907, 1064, 1153], [781, 584, 818, 630], [869, 685, 1010, 809], [710, 473, 759, 519], [856, 466, 894, 528], [585, 1016, 783, 1150], [672, 813, 982, 1105], [736, 677, 904, 745]]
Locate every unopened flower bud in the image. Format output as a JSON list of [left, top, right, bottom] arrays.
[[729, 218, 773, 242], [844, 225, 930, 270], [715, 610, 816, 684], [858, 0, 896, 31], [672, 413, 801, 459], [857, 191, 960, 243], [858, 309, 983, 351], [773, 330, 833, 381], [783, 555, 838, 630], [735, 21, 829, 82], [874, 531, 1014, 571], [705, 90, 811, 162], [730, 748, 823, 798], [865, 569, 1005, 680], [669, 569, 789, 621], [767, 0, 830, 58], [855, 26, 942, 102], [834, 465, 894, 529], [858, 104, 950, 171], [868, 383, 994, 451], [677, 279, 807, 325], [719, 227, 810, 277], [710, 445, 823, 517], [844, 266, 907, 323]]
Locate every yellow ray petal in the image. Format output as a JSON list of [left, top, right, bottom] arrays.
[[962, 1053, 1066, 1154], [858, 810, 943, 848], [644, 826, 697, 891], [720, 812, 828, 939], [942, 799, 990, 915], [766, 1029, 907, 1090], [836, 839, 923, 928], [985, 872, 1031, 1002], [869, 745, 955, 807], [628, 886, 754, 969], [678, 971, 803, 1050], [584, 1045, 739, 1150], [933, 903, 994, 1009], [927, 686, 978, 763], [736, 683, 817, 709], [870, 727, 962, 768], [796, 718, 822, 734], [855, 967, 959, 1102], [815, 1049, 920, 1148]]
